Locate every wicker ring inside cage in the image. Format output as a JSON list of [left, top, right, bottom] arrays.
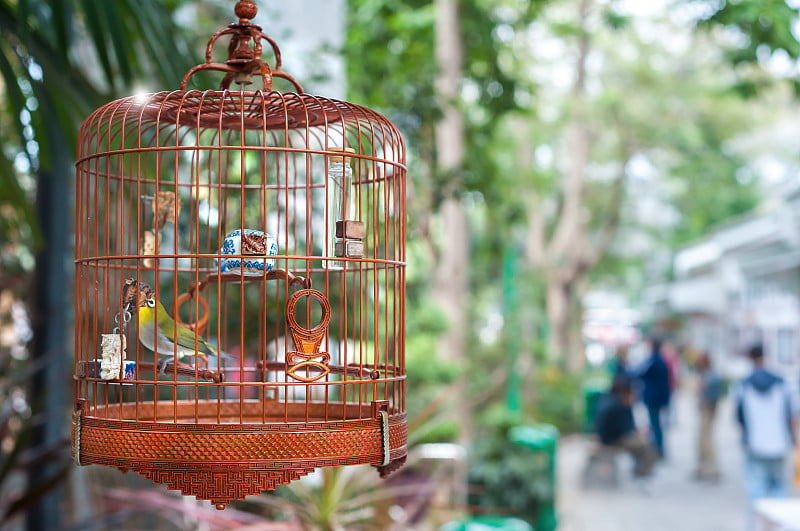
[[286, 289, 331, 335], [175, 292, 210, 335]]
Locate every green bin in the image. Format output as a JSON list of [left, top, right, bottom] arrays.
[[508, 424, 559, 531], [440, 515, 534, 531], [582, 380, 608, 432]]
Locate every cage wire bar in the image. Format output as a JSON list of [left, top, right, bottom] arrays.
[[71, 1, 407, 508]]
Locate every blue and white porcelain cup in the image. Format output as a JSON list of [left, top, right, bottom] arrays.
[[216, 229, 279, 276]]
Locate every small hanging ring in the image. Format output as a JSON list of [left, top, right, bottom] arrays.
[[175, 292, 209, 335]]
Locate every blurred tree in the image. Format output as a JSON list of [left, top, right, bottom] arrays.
[[692, 0, 800, 97], [346, 0, 548, 438], [488, 0, 764, 368], [431, 0, 470, 440], [522, 0, 630, 369], [346, 0, 773, 378]]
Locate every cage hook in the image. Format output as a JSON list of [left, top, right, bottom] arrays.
[[179, 0, 303, 92]]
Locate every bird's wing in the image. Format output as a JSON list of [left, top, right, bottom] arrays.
[[173, 326, 217, 356]]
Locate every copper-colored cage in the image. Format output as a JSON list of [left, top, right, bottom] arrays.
[[72, 2, 407, 509]]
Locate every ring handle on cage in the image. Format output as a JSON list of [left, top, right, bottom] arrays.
[[286, 289, 332, 382], [179, 1, 303, 92]]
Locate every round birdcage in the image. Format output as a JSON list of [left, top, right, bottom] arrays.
[[72, 1, 407, 508]]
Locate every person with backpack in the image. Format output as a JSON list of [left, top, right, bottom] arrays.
[[735, 344, 797, 529], [694, 352, 723, 481]]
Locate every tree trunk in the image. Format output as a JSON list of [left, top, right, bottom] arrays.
[[432, 0, 466, 363], [28, 90, 71, 531], [545, 281, 570, 364], [566, 281, 588, 373], [432, 0, 472, 458], [431, 198, 469, 363]]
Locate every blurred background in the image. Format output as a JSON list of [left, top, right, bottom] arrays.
[[1, 0, 800, 529]]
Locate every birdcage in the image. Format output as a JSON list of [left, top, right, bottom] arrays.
[[72, 1, 407, 509]]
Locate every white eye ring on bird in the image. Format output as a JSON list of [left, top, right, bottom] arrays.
[[146, 298, 156, 308]]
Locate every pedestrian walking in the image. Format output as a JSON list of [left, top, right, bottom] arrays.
[[735, 344, 796, 530], [662, 340, 682, 426], [694, 352, 722, 481], [636, 338, 671, 458]]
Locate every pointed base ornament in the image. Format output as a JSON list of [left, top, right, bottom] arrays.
[[135, 464, 315, 508]]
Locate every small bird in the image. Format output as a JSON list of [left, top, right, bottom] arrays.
[[128, 280, 226, 371]]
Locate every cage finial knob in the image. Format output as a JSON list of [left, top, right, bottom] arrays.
[[235, 1, 258, 23]]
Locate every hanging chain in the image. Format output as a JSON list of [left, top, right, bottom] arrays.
[[113, 303, 132, 335]]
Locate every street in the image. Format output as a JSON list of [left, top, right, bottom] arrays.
[[556, 383, 783, 531]]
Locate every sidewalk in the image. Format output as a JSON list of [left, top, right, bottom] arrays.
[[556, 387, 751, 531]]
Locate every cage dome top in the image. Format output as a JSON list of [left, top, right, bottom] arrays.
[[89, 0, 387, 133]]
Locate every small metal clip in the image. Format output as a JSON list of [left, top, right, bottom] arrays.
[[72, 409, 82, 466], [379, 410, 390, 466]]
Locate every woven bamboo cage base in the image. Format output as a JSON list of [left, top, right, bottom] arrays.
[[72, 400, 407, 508]]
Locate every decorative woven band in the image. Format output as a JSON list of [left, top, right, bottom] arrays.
[[76, 413, 407, 465]]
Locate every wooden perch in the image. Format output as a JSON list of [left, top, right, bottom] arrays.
[[188, 269, 310, 298], [77, 360, 223, 383], [257, 361, 380, 380]]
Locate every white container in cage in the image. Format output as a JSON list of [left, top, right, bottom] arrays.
[[216, 229, 279, 276]]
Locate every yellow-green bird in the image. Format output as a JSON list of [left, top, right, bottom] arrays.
[[127, 280, 226, 370]]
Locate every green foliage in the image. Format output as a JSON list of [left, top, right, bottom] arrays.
[[345, 0, 438, 144], [346, 0, 546, 203], [529, 365, 583, 433], [0, 0, 196, 252], [413, 418, 461, 444], [259, 467, 391, 530], [578, 4, 763, 273], [467, 422, 552, 526], [695, 0, 800, 96], [404, 296, 462, 444]]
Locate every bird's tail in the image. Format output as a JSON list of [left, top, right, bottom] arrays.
[[218, 350, 237, 361]]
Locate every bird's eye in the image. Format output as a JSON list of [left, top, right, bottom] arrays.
[[146, 299, 156, 308]]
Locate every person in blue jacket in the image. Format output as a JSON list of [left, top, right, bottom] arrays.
[[637, 338, 671, 458]]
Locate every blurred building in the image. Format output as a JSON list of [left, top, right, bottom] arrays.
[[582, 290, 642, 366], [662, 180, 800, 380]]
